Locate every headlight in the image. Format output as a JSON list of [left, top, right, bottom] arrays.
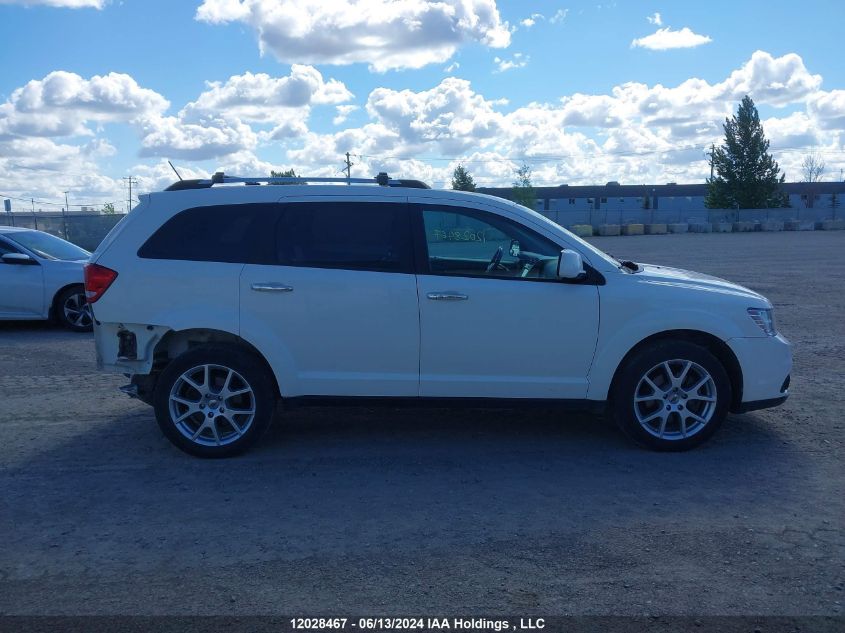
[[747, 307, 776, 336]]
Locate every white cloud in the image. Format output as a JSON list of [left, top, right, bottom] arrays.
[[443, 61, 460, 73], [494, 53, 528, 73], [0, 71, 169, 139], [632, 26, 712, 50], [194, 0, 511, 72], [646, 12, 662, 26], [332, 105, 359, 125], [186, 65, 352, 123], [0, 0, 104, 8], [807, 90, 845, 130], [549, 9, 568, 24], [3, 50, 844, 202], [520, 13, 543, 28], [279, 50, 841, 188], [137, 113, 258, 160]]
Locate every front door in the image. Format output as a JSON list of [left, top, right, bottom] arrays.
[[413, 203, 600, 399], [0, 238, 44, 317], [239, 199, 420, 397]]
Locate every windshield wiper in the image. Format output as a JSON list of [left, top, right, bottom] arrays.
[[608, 254, 640, 273]]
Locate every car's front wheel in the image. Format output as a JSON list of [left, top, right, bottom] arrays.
[[56, 285, 93, 332], [153, 346, 276, 457], [611, 340, 731, 451]]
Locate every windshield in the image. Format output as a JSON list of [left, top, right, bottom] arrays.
[[6, 230, 91, 261]]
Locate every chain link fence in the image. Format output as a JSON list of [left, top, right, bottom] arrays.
[[2, 212, 127, 251]]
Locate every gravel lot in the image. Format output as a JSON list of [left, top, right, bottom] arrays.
[[1, 231, 843, 617]]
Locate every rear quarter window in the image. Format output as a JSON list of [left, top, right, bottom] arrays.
[[138, 204, 276, 263]]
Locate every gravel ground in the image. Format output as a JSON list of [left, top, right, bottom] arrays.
[[0, 231, 843, 617]]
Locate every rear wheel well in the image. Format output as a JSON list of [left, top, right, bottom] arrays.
[[148, 328, 280, 398], [610, 330, 743, 410]]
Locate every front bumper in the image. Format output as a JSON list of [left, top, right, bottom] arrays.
[[727, 333, 792, 407]]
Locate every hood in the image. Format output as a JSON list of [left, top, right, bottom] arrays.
[[635, 263, 769, 304]]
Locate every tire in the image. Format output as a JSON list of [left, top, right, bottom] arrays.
[[153, 345, 276, 457], [610, 340, 731, 451], [55, 285, 93, 332]]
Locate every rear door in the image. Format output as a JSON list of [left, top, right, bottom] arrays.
[[239, 197, 420, 397]]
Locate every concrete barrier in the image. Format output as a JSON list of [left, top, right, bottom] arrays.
[[761, 219, 784, 231], [688, 222, 712, 233], [645, 223, 667, 235], [621, 223, 644, 236], [798, 221, 816, 231], [569, 224, 594, 237], [733, 221, 755, 232], [713, 222, 733, 233], [668, 223, 689, 234], [817, 218, 845, 230], [598, 224, 621, 236]]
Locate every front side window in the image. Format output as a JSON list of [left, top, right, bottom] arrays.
[[0, 238, 19, 256], [138, 204, 276, 263], [420, 206, 561, 280], [275, 202, 413, 273]]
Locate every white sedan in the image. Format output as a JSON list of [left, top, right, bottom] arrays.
[[0, 226, 92, 332]]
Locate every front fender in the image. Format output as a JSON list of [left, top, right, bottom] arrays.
[[586, 306, 745, 401]]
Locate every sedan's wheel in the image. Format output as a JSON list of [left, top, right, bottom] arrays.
[[56, 285, 93, 332], [154, 346, 275, 457], [612, 341, 731, 451]]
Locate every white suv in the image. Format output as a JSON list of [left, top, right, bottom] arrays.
[[86, 173, 791, 457]]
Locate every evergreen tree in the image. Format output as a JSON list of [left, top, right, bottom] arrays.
[[451, 164, 476, 191], [511, 163, 536, 209], [270, 169, 298, 184], [705, 95, 788, 209]]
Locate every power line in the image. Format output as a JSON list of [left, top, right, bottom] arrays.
[[0, 191, 122, 209]]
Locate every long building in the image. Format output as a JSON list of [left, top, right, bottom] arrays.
[[477, 181, 845, 223]]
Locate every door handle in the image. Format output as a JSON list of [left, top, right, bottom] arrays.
[[251, 282, 293, 293], [426, 291, 468, 301]]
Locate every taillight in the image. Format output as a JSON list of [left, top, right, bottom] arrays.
[[84, 263, 118, 303]]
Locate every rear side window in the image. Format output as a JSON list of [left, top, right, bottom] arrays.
[[138, 204, 276, 263], [275, 202, 413, 273]]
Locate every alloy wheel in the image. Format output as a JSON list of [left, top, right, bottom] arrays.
[[633, 359, 717, 440], [168, 364, 256, 447], [63, 292, 92, 329]]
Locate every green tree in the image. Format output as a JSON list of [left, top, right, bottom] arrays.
[[511, 163, 536, 209], [101, 202, 116, 215], [270, 169, 298, 184], [451, 164, 476, 191], [705, 95, 788, 209]]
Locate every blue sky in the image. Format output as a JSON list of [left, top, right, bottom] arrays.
[[1, 0, 844, 209]]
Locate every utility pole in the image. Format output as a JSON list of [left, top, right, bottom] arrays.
[[62, 191, 69, 240], [344, 152, 354, 181], [707, 143, 715, 181], [122, 176, 138, 212]]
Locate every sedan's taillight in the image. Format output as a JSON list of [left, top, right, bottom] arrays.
[[84, 263, 118, 303]]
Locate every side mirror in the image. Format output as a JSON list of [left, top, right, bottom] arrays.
[[557, 249, 585, 280], [1, 252, 37, 265]]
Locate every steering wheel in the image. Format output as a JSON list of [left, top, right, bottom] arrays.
[[485, 246, 504, 273]]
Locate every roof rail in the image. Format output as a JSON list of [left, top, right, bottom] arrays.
[[163, 171, 430, 191]]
